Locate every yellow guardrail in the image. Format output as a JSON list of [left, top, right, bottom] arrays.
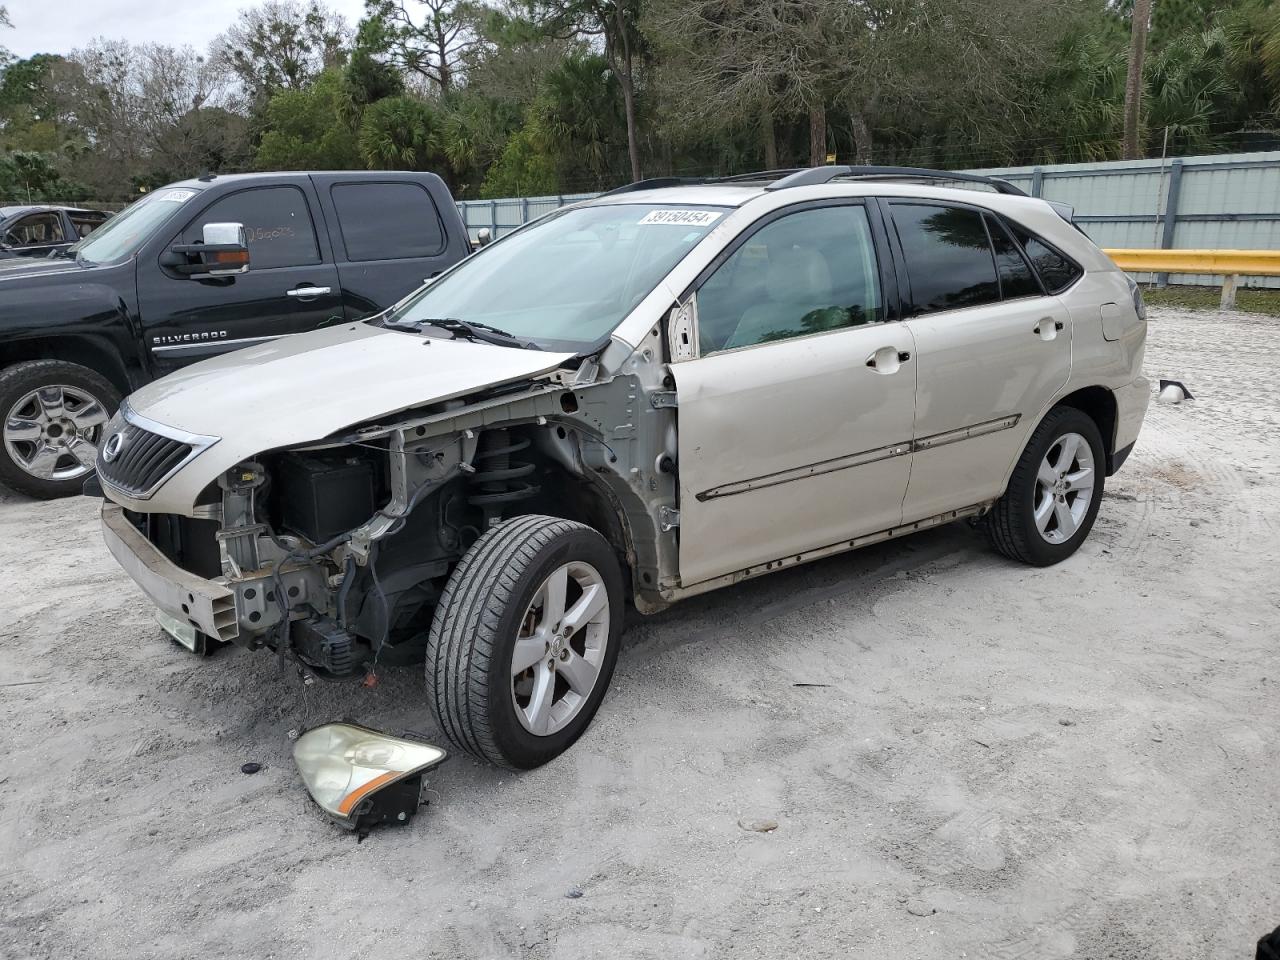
[[1102, 248, 1280, 307]]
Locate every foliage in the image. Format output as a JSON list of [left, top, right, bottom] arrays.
[[255, 70, 362, 169], [0, 150, 87, 202], [359, 94, 446, 169], [361, 0, 487, 92], [211, 1, 351, 108], [3, 0, 1280, 202], [480, 125, 557, 196], [530, 51, 628, 189]]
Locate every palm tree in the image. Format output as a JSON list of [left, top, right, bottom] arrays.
[[1124, 0, 1155, 159]]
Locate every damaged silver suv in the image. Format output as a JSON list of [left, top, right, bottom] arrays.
[[97, 167, 1149, 769]]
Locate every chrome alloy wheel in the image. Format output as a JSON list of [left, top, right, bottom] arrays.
[[510, 561, 611, 736], [1034, 431, 1095, 544], [3, 385, 109, 482]]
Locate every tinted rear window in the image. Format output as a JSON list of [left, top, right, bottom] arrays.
[[986, 215, 1043, 300], [891, 203, 1000, 315], [1007, 222, 1082, 294], [331, 182, 445, 262]]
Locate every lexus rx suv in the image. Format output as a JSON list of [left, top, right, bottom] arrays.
[[96, 166, 1149, 769]]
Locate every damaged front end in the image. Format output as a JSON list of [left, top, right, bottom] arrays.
[[99, 340, 681, 680]]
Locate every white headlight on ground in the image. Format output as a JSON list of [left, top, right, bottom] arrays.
[[293, 722, 447, 830]]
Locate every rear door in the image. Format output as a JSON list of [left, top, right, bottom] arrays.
[[884, 200, 1073, 522], [68, 209, 110, 240], [672, 201, 917, 587], [312, 176, 465, 319], [137, 182, 344, 373]]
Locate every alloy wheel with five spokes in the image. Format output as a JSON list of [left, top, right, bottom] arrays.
[[1033, 431, 1096, 544], [510, 561, 611, 736]]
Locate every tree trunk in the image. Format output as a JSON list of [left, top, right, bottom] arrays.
[[808, 103, 827, 167], [850, 110, 872, 165], [762, 104, 778, 169], [1123, 0, 1153, 160], [619, 67, 642, 182], [605, 3, 642, 183], [435, 22, 452, 93]]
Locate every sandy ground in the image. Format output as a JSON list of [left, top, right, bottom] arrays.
[[1, 307, 1278, 960]]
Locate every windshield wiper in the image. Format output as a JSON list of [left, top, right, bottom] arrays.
[[388, 316, 539, 350]]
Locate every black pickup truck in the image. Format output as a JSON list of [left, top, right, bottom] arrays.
[[0, 171, 471, 498]]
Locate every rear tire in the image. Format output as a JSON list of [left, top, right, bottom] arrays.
[[0, 360, 119, 499], [426, 515, 624, 769], [985, 406, 1105, 566]]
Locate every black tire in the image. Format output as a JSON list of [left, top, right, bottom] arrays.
[[0, 359, 120, 499], [985, 406, 1106, 566], [426, 515, 624, 769]]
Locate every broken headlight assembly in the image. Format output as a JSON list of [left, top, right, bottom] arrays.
[[293, 722, 447, 831]]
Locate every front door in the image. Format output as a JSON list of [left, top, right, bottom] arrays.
[[3, 210, 69, 257], [672, 203, 917, 587], [884, 201, 1073, 522], [137, 183, 344, 374]]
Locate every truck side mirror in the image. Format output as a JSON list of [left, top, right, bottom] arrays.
[[162, 222, 250, 277], [475, 227, 493, 248]]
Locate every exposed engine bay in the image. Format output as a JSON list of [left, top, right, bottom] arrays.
[[112, 344, 680, 681]]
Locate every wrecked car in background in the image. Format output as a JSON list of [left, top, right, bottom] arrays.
[[95, 166, 1149, 769]]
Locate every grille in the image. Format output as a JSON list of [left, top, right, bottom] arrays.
[[98, 420, 194, 498]]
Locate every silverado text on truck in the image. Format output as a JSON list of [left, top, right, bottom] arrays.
[[97, 166, 1150, 770], [0, 171, 469, 498]]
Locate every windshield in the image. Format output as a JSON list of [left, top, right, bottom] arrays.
[[383, 203, 728, 350], [70, 188, 200, 266]]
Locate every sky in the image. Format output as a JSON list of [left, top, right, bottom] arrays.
[[4, 0, 371, 59]]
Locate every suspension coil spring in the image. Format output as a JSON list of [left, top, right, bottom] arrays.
[[468, 429, 539, 512]]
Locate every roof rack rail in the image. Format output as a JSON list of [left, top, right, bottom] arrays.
[[715, 168, 805, 183], [765, 165, 1028, 197], [600, 176, 709, 197]]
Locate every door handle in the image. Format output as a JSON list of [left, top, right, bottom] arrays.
[[288, 286, 332, 298], [865, 346, 911, 373], [1034, 317, 1065, 339]]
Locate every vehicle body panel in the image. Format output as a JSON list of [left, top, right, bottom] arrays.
[[900, 295, 1073, 520], [673, 321, 917, 585], [0, 258, 145, 388]]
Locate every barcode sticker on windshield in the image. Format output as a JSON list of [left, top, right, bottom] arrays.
[[157, 189, 196, 203], [638, 209, 721, 227]]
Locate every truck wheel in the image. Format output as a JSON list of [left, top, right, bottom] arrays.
[[0, 360, 120, 499], [984, 406, 1105, 566], [426, 515, 624, 769]]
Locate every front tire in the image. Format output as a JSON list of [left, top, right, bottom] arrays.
[[426, 515, 624, 769], [985, 406, 1105, 566], [0, 360, 119, 499]]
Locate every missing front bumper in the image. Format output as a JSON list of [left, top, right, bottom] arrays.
[[101, 503, 239, 643]]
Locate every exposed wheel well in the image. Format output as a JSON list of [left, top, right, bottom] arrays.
[[0, 337, 134, 396], [1055, 386, 1118, 473]]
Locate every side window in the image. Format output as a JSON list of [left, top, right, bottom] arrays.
[[697, 205, 882, 355], [1006, 221, 1082, 294], [891, 203, 1000, 315], [7, 212, 64, 246], [330, 182, 445, 262], [70, 212, 109, 238], [985, 214, 1043, 300], [179, 187, 320, 269]]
